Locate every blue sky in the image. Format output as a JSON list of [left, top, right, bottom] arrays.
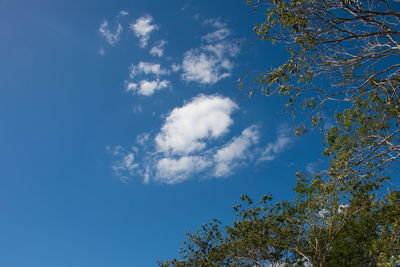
[[0, 0, 326, 266]]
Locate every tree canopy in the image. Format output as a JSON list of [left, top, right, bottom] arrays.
[[242, 0, 400, 178], [160, 1, 400, 266], [159, 174, 400, 266]]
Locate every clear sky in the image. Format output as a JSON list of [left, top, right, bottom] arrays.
[[0, 0, 325, 266]]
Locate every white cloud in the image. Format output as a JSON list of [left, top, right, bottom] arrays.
[[130, 15, 158, 47], [181, 42, 239, 84], [107, 145, 124, 156], [152, 124, 259, 183], [126, 79, 169, 96], [155, 94, 238, 155], [99, 20, 123, 46], [143, 166, 150, 184], [155, 156, 211, 184], [202, 28, 231, 43], [203, 18, 227, 29], [171, 63, 181, 72], [129, 62, 169, 78], [126, 62, 170, 96], [136, 132, 150, 146], [203, 42, 238, 58], [118, 10, 129, 17], [259, 126, 294, 162], [214, 125, 259, 177], [305, 161, 328, 176], [150, 40, 167, 57], [132, 104, 142, 113], [202, 18, 231, 43], [99, 48, 106, 55], [178, 18, 238, 85], [306, 162, 318, 174], [108, 146, 139, 181]]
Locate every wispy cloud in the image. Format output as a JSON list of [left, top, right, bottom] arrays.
[[150, 40, 167, 57], [202, 18, 231, 43], [259, 126, 294, 162], [132, 104, 142, 113], [171, 63, 181, 72], [98, 48, 106, 55], [136, 132, 151, 146], [306, 162, 318, 174], [214, 125, 259, 177], [130, 15, 158, 47], [180, 18, 239, 85], [129, 61, 169, 77], [125, 62, 170, 96], [118, 10, 129, 17], [126, 79, 170, 96], [107, 145, 139, 182], [203, 18, 227, 29], [99, 20, 123, 46], [181, 42, 239, 84]]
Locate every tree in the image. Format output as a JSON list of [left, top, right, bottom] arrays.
[[241, 0, 400, 178], [159, 172, 400, 266], [160, 1, 400, 266]]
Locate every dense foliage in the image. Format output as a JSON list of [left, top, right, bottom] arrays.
[[159, 174, 400, 266], [160, 1, 400, 266]]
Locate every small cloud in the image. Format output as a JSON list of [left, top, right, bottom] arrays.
[[108, 146, 139, 181], [305, 160, 328, 176], [203, 18, 227, 29], [129, 61, 169, 78], [136, 132, 151, 146], [99, 20, 123, 46], [126, 79, 170, 96], [179, 18, 238, 85], [143, 167, 150, 184], [202, 18, 231, 43], [181, 42, 239, 84], [171, 63, 181, 72], [125, 62, 171, 96], [259, 126, 294, 162], [99, 48, 106, 55], [306, 162, 318, 174], [149, 40, 167, 57], [214, 125, 259, 177], [107, 145, 124, 156], [118, 10, 129, 17], [132, 104, 142, 113], [202, 28, 231, 43], [130, 15, 158, 47]]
